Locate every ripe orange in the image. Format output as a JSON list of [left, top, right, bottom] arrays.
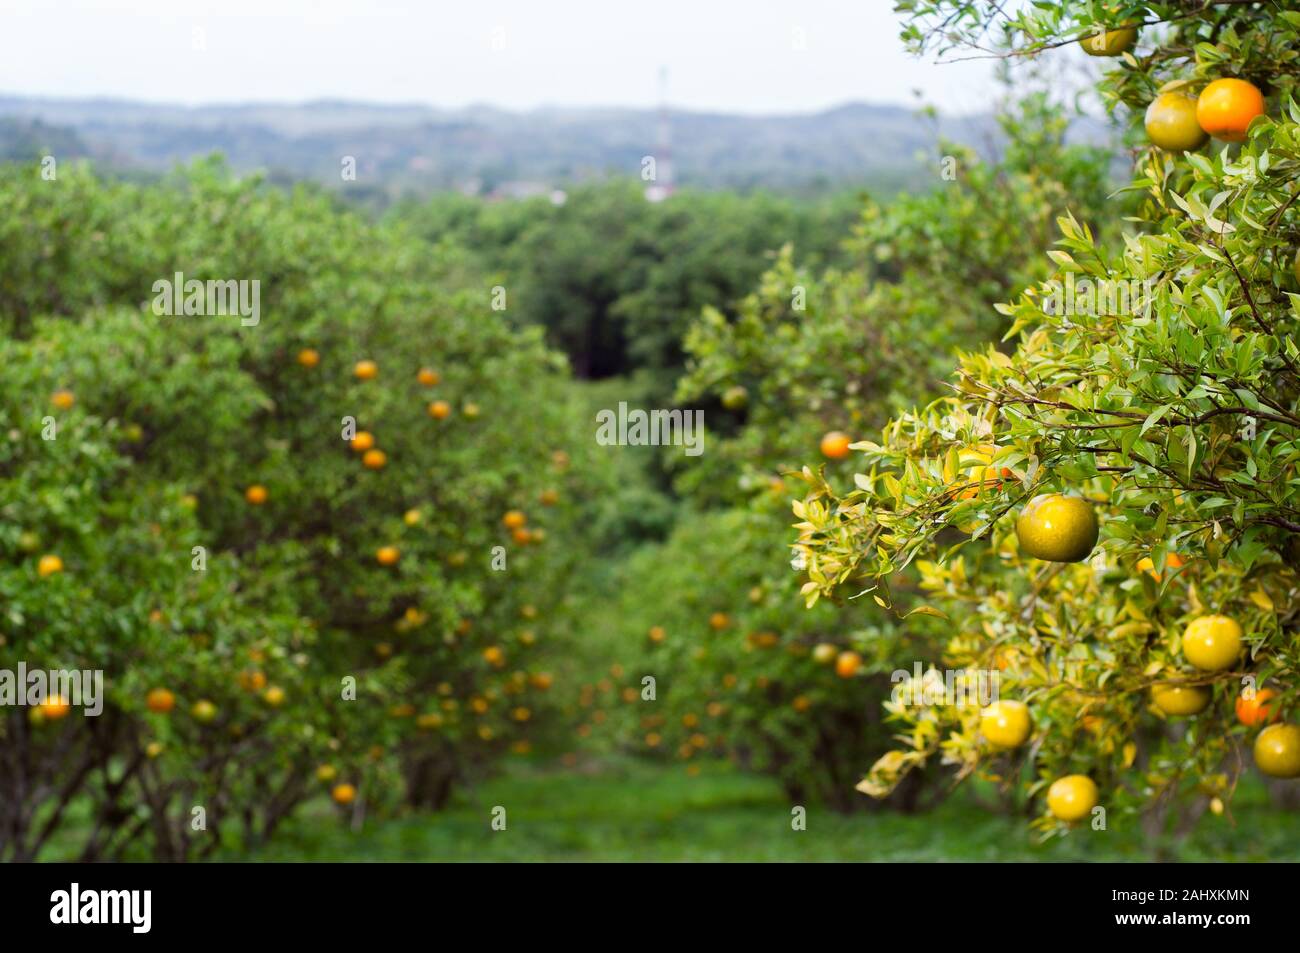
[[297, 348, 320, 368], [1182, 615, 1242, 672], [51, 389, 76, 410], [375, 546, 400, 566], [239, 669, 267, 692], [957, 466, 1014, 500], [263, 686, 286, 707], [40, 694, 71, 720], [350, 430, 375, 452], [37, 554, 64, 577], [331, 783, 357, 805], [362, 448, 387, 470], [503, 510, 527, 530], [648, 625, 666, 643], [1236, 687, 1282, 727], [1254, 724, 1300, 778], [1145, 91, 1208, 151], [708, 612, 729, 631], [820, 431, 852, 460], [1196, 78, 1265, 142], [792, 695, 811, 713], [428, 400, 452, 420], [483, 646, 505, 667], [417, 367, 440, 387], [835, 650, 863, 679], [1137, 551, 1186, 579], [146, 688, 176, 714], [245, 484, 268, 506], [530, 672, 554, 690], [1078, 25, 1137, 56], [354, 359, 378, 380], [1046, 775, 1098, 822], [511, 527, 531, 545]]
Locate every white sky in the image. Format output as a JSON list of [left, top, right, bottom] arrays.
[[0, 0, 999, 115]]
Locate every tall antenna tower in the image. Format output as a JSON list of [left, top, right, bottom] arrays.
[[646, 66, 675, 202]]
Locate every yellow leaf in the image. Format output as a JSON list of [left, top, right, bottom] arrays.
[[1122, 742, 1137, 768], [1249, 586, 1274, 611]]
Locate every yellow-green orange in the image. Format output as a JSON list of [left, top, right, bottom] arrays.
[[1078, 26, 1137, 56], [1151, 683, 1210, 717], [1182, 615, 1242, 672], [1145, 91, 1208, 151], [979, 700, 1032, 749], [1253, 724, 1300, 778], [1046, 775, 1098, 822], [1015, 494, 1099, 562]]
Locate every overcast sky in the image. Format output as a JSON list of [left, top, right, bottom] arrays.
[[0, 0, 1000, 115]]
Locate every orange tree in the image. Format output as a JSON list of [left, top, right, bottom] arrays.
[[797, 2, 1300, 834], [0, 161, 613, 858], [585, 99, 1116, 809]]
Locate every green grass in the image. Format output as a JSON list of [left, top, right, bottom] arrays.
[[233, 757, 1300, 862]]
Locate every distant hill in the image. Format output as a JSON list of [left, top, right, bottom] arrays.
[[0, 95, 1107, 198]]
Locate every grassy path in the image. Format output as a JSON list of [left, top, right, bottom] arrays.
[[236, 757, 1300, 862]]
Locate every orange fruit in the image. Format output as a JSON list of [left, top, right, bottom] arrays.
[[1253, 724, 1300, 778], [1078, 25, 1137, 56], [375, 546, 400, 566], [1046, 775, 1098, 822], [403, 508, 421, 526], [417, 367, 440, 387], [51, 389, 76, 410], [1236, 687, 1283, 727], [350, 431, 375, 452], [262, 686, 286, 707], [354, 360, 378, 380], [980, 700, 1033, 748], [957, 466, 1014, 500], [820, 431, 852, 460], [1151, 683, 1211, 717], [483, 646, 505, 667], [708, 612, 729, 631], [539, 489, 560, 506], [315, 764, 337, 782], [1015, 494, 1099, 562], [511, 527, 531, 545], [835, 650, 862, 679], [1137, 551, 1186, 579], [297, 348, 320, 368], [792, 695, 811, 713], [190, 700, 218, 723], [812, 643, 838, 665], [362, 448, 387, 470], [1196, 78, 1265, 143], [40, 694, 71, 720], [331, 783, 357, 805], [146, 688, 176, 714], [648, 625, 666, 643], [37, 554, 64, 577], [239, 669, 267, 692], [428, 400, 451, 420], [1182, 615, 1242, 672], [1145, 91, 1208, 151], [245, 484, 268, 506], [503, 510, 527, 530]]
